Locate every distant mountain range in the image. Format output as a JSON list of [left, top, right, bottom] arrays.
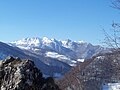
[[0, 37, 109, 77]]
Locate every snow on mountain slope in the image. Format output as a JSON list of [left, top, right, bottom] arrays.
[[10, 37, 41, 49], [45, 51, 78, 66], [9, 37, 107, 61], [77, 59, 84, 62], [61, 39, 87, 49], [0, 41, 71, 78], [0, 37, 110, 78], [0, 41, 28, 59], [10, 37, 86, 51], [45, 51, 70, 60]]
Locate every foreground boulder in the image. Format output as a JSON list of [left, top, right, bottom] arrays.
[[0, 56, 60, 90]]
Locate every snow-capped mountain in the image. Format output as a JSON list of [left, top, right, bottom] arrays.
[[0, 37, 109, 77], [10, 37, 87, 51], [9, 37, 107, 60], [0, 41, 71, 78]]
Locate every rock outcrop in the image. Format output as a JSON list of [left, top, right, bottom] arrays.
[[0, 56, 60, 90]]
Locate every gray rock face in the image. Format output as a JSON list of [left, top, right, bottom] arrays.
[[0, 56, 60, 90]]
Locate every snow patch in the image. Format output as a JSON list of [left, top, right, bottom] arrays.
[[77, 59, 84, 62], [71, 60, 77, 63], [45, 51, 78, 66], [97, 56, 105, 59], [69, 63, 76, 66], [45, 51, 70, 60], [102, 83, 120, 90], [42, 37, 52, 44]]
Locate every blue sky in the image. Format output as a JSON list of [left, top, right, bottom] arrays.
[[0, 0, 120, 44]]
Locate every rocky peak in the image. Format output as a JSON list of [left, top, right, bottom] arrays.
[[0, 56, 60, 90]]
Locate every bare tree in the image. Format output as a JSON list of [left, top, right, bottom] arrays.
[[103, 22, 120, 49], [103, 0, 120, 51]]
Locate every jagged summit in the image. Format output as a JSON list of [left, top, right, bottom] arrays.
[[0, 56, 60, 90], [8, 37, 109, 67], [9, 37, 87, 50], [0, 37, 109, 77]]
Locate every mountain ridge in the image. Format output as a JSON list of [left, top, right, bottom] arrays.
[[9, 37, 107, 60], [9, 37, 87, 51], [0, 37, 109, 77]]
